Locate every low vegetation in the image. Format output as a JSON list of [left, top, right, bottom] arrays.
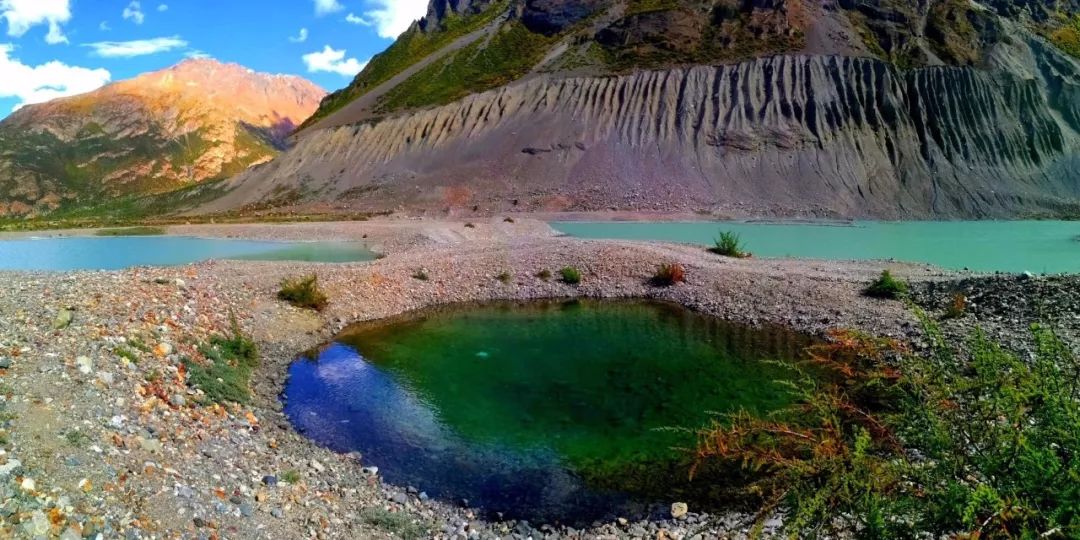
[[412, 269, 430, 281], [359, 507, 431, 540], [651, 263, 686, 287], [708, 231, 748, 258], [694, 319, 1080, 538], [943, 292, 968, 319], [864, 270, 908, 299], [1051, 14, 1080, 59], [184, 317, 260, 405], [94, 226, 166, 236], [536, 269, 552, 281], [496, 271, 513, 284], [560, 266, 582, 285], [277, 274, 329, 311]]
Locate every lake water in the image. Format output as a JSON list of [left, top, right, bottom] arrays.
[[0, 236, 375, 271], [552, 221, 1080, 274], [284, 300, 812, 523]]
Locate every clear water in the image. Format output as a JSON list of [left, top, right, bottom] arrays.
[[284, 300, 813, 524], [0, 236, 375, 271], [552, 221, 1080, 274]]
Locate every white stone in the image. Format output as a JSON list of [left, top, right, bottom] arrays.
[[75, 356, 93, 374]]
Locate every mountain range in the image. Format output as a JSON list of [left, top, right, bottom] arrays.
[[0, 59, 325, 218], [200, 0, 1080, 219]]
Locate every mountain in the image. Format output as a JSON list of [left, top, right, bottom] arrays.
[[0, 59, 325, 218], [212, 2, 1076, 218]]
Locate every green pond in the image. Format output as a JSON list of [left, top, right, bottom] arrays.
[[285, 300, 813, 523], [0, 236, 375, 271], [552, 221, 1080, 274]]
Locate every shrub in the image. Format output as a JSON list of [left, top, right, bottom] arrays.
[[359, 507, 430, 539], [693, 318, 1080, 538], [503, 217, 515, 223], [651, 263, 686, 287], [496, 271, 513, 284], [464, 222, 476, 229], [708, 231, 748, 258], [277, 275, 329, 311], [536, 269, 552, 281], [412, 269, 429, 281], [184, 317, 260, 405], [864, 270, 908, 299], [281, 470, 301, 484], [943, 292, 967, 319], [559, 266, 582, 285]]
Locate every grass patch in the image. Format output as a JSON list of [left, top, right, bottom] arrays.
[[94, 226, 166, 236], [943, 292, 967, 320], [115, 346, 139, 363], [496, 271, 513, 284], [281, 470, 301, 484], [651, 263, 686, 287], [864, 270, 908, 299], [412, 269, 430, 281], [694, 318, 1080, 538], [183, 317, 259, 405], [359, 508, 430, 540], [65, 430, 91, 448], [277, 275, 329, 311], [560, 266, 582, 285], [708, 231, 748, 258], [536, 269, 552, 281]]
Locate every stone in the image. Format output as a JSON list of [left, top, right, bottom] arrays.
[[98, 372, 114, 385], [170, 393, 186, 407], [361, 466, 378, 476], [0, 357, 11, 369], [177, 485, 194, 498], [309, 459, 325, 472], [75, 356, 93, 374], [239, 503, 254, 517], [671, 502, 688, 519], [52, 309, 73, 330], [270, 508, 284, 518], [262, 475, 278, 487], [20, 477, 35, 491], [0, 459, 22, 478], [138, 436, 163, 454]]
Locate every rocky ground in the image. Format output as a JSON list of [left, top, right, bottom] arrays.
[[0, 218, 1071, 539]]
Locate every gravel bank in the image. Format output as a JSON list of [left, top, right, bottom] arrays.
[[0, 218, 1052, 539]]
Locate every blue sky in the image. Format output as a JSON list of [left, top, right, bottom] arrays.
[[0, 0, 429, 116]]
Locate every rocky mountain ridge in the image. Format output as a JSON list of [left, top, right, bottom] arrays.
[[0, 59, 325, 217], [198, 0, 1080, 219]]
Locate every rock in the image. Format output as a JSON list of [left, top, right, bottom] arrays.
[[193, 517, 207, 527], [270, 507, 284, 519], [60, 527, 81, 540], [239, 503, 254, 517], [391, 493, 408, 505], [671, 502, 689, 519], [52, 308, 73, 329], [310, 459, 326, 472], [175, 278, 187, 289], [418, 491, 429, 501], [262, 475, 278, 487], [97, 371, 114, 385], [24, 510, 49, 536], [361, 466, 378, 476], [0, 459, 22, 478], [169, 393, 186, 407], [75, 356, 93, 374], [20, 477, 35, 491], [0, 357, 11, 369], [177, 485, 194, 498], [138, 436, 163, 454]]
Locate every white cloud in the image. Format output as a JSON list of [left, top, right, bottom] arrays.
[[0, 43, 111, 111], [0, 0, 70, 44], [302, 45, 366, 77], [359, 0, 427, 39], [345, 13, 371, 26], [157, 4, 168, 11], [289, 27, 308, 43], [185, 50, 210, 59], [122, 1, 144, 25], [99, 21, 110, 31], [84, 36, 188, 58], [313, 0, 343, 16]]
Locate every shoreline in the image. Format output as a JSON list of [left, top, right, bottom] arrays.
[[0, 219, 1074, 538]]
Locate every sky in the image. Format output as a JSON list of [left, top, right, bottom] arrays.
[[0, 0, 430, 115]]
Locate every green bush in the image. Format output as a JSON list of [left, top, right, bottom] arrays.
[[695, 318, 1080, 538], [277, 274, 329, 311], [560, 266, 582, 285], [184, 317, 260, 405], [864, 270, 908, 299], [95, 226, 166, 236], [708, 231, 748, 258]]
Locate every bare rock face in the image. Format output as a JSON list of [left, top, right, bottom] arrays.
[[204, 35, 1080, 219], [522, 0, 607, 35], [0, 59, 325, 217]]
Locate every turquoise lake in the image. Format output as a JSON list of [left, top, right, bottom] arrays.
[[0, 236, 375, 271], [552, 221, 1080, 274]]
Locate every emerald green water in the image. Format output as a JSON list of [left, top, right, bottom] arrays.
[[285, 300, 812, 523], [552, 221, 1080, 274]]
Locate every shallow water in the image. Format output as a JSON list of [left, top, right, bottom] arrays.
[[284, 300, 812, 523], [0, 236, 374, 271], [552, 221, 1080, 274]]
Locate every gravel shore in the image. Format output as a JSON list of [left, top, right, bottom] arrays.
[[0, 218, 1067, 539]]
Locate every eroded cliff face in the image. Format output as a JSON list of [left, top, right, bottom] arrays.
[[205, 34, 1080, 219]]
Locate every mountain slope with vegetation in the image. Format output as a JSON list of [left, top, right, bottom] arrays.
[[0, 59, 325, 218], [206, 1, 1080, 218]]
